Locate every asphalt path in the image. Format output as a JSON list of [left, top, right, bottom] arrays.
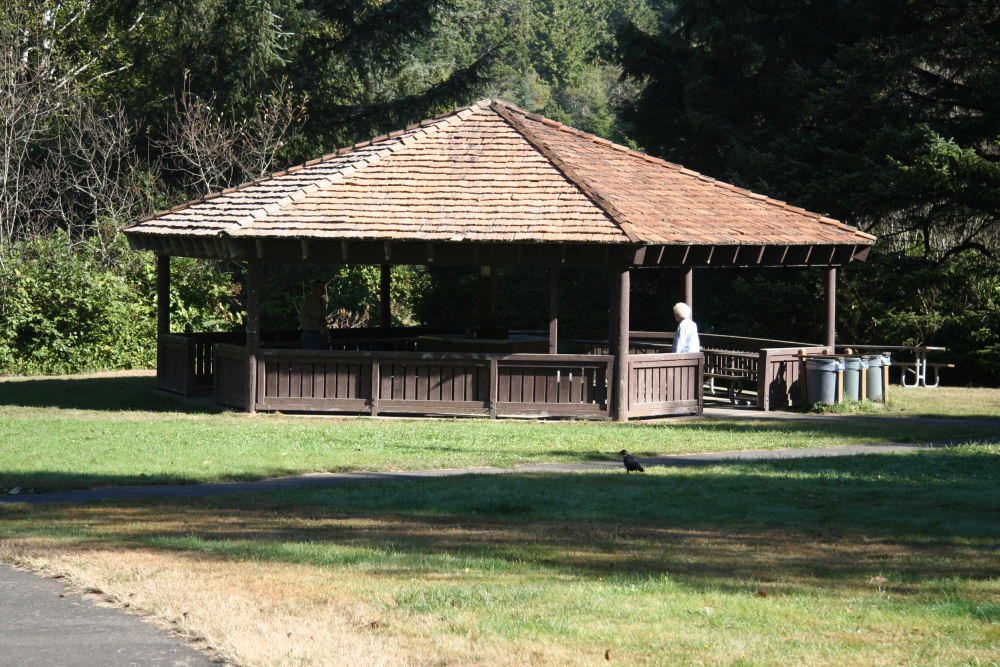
[[0, 440, 981, 507], [0, 564, 218, 666]]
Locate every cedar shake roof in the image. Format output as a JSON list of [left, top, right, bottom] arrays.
[[126, 99, 875, 263]]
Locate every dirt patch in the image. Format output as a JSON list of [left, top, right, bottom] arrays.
[[0, 369, 155, 382]]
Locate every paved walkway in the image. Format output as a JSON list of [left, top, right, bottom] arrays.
[[0, 564, 217, 666], [3, 407, 998, 665], [2, 441, 980, 508]]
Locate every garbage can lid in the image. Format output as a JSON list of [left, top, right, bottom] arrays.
[[806, 357, 843, 371]]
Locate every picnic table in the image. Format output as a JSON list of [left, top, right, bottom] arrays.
[[703, 349, 758, 405], [837, 344, 951, 388]]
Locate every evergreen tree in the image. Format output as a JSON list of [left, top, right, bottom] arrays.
[[615, 0, 1000, 261], [614, 0, 1000, 383]]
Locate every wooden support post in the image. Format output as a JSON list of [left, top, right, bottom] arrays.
[[245, 259, 262, 414], [882, 364, 890, 401], [860, 367, 867, 401], [156, 255, 170, 336], [684, 266, 693, 309], [826, 267, 837, 349], [477, 265, 498, 335], [612, 265, 631, 422], [548, 268, 559, 354], [370, 358, 380, 416], [156, 255, 170, 383], [379, 264, 392, 330]]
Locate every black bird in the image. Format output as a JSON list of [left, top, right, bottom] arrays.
[[619, 449, 644, 473]]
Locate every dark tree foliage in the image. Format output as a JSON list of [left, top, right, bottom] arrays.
[[615, 0, 1000, 257], [615, 0, 1000, 383], [100, 0, 499, 161]]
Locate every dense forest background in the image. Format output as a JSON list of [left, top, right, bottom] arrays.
[[1, 0, 997, 384]]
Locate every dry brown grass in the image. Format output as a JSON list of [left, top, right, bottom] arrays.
[[3, 500, 997, 666]]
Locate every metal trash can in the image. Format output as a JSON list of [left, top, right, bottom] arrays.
[[806, 357, 843, 406], [866, 353, 890, 401], [842, 356, 869, 401]]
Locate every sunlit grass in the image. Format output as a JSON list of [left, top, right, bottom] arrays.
[[2, 373, 999, 494], [886, 385, 1000, 417]]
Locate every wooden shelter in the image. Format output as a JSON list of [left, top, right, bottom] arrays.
[[125, 99, 875, 420]]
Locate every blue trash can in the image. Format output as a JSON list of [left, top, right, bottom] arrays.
[[842, 356, 868, 401], [866, 354, 889, 401], [806, 357, 842, 406]]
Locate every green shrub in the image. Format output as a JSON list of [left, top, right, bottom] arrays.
[[0, 232, 247, 376], [0, 233, 155, 374]]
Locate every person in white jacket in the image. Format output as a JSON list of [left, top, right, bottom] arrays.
[[670, 301, 701, 353]]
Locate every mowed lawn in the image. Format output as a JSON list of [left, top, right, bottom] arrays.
[[1, 371, 998, 494], [1, 372, 999, 665]]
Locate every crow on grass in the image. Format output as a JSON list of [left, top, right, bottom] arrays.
[[619, 449, 644, 473]]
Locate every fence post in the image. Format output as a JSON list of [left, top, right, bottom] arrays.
[[758, 349, 768, 411], [370, 358, 380, 416], [798, 350, 808, 404], [489, 357, 499, 418]]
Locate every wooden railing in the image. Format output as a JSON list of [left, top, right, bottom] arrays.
[[758, 346, 829, 410], [239, 349, 614, 418], [158, 334, 197, 395], [158, 332, 250, 396], [214, 344, 250, 409], [210, 346, 702, 419], [174, 329, 826, 414], [159, 328, 461, 394], [699, 333, 815, 352], [627, 352, 703, 417]]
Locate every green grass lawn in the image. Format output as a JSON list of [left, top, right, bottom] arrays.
[[3, 444, 998, 664], [1, 373, 998, 493]]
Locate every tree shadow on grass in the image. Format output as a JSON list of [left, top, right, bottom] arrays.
[[5, 450, 998, 611], [0, 375, 223, 414]]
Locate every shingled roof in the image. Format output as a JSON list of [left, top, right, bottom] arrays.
[[126, 99, 874, 267]]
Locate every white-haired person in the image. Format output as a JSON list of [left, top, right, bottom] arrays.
[[670, 302, 701, 353]]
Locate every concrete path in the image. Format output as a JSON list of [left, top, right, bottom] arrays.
[[0, 564, 217, 666]]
